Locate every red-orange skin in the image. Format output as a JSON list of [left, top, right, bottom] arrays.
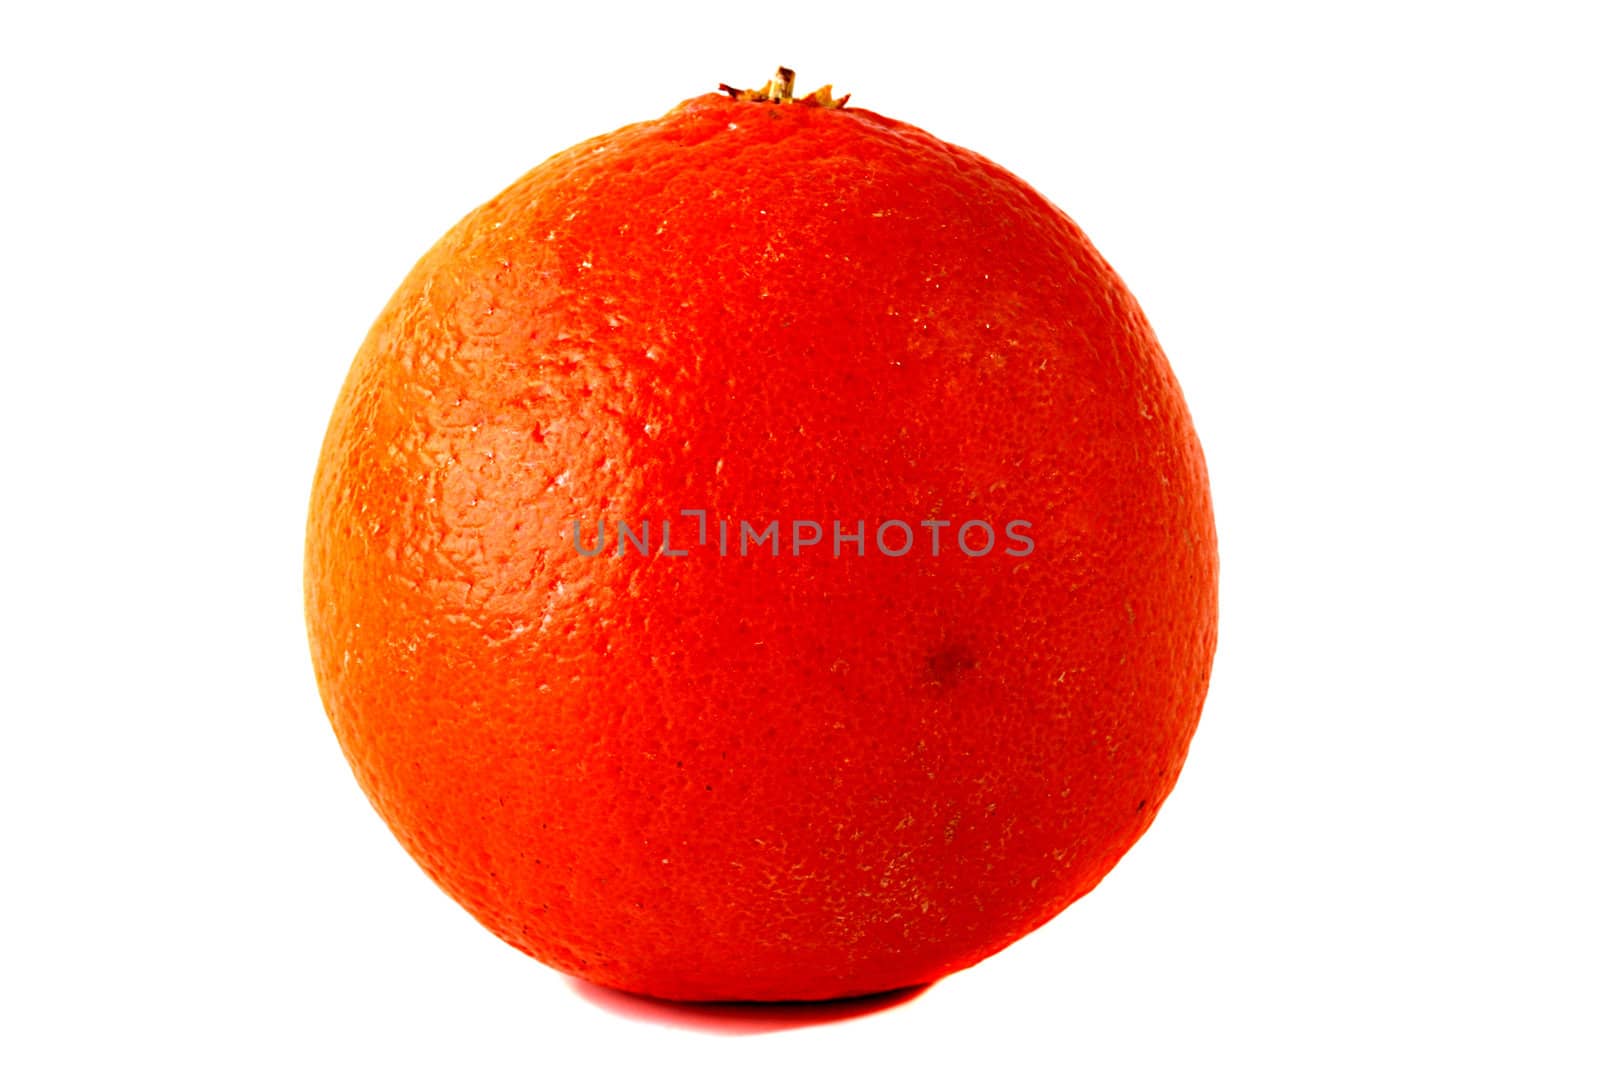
[[305, 92, 1218, 1001]]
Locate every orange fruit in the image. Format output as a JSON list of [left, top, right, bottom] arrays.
[[305, 70, 1218, 1002]]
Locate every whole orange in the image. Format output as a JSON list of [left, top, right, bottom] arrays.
[[305, 72, 1217, 1002]]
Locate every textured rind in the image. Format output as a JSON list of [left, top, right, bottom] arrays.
[[305, 93, 1218, 1001]]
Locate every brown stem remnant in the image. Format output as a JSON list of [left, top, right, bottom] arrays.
[[718, 67, 851, 108]]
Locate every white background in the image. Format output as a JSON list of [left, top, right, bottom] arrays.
[[3, 2, 1595, 1063]]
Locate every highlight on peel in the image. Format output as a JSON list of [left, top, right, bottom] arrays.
[[305, 68, 1218, 1002]]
